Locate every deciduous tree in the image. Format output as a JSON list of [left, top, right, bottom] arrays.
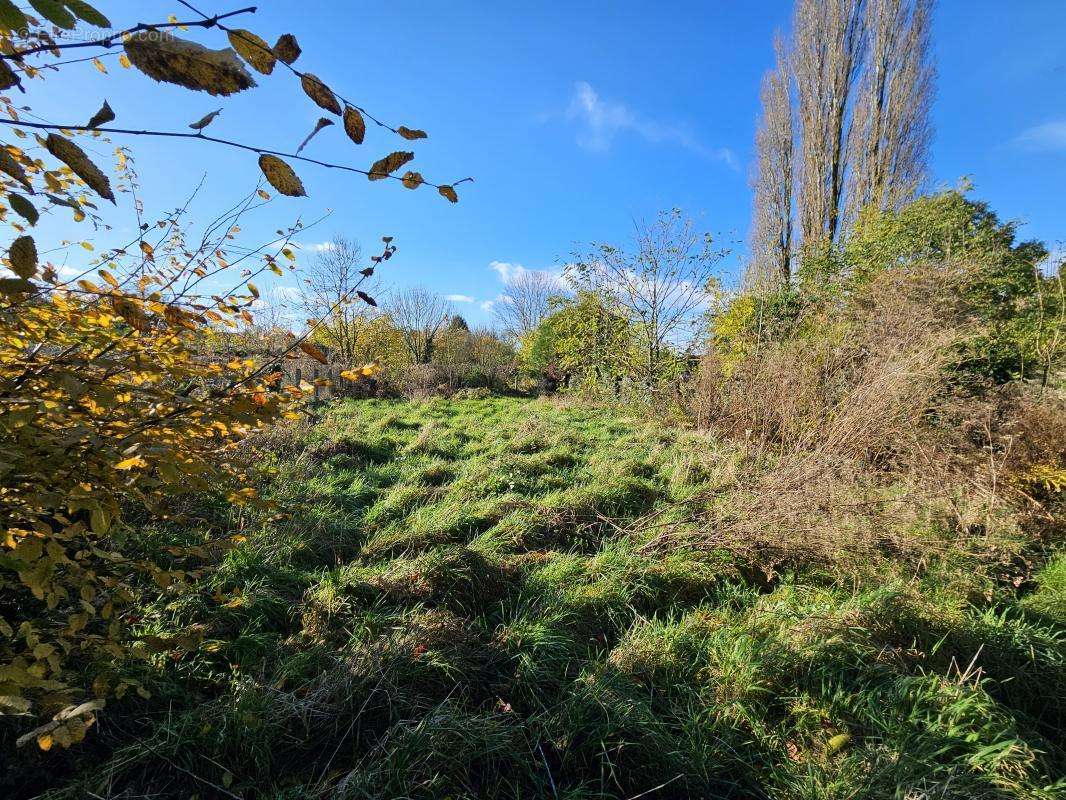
[[494, 270, 557, 340], [388, 286, 453, 364], [568, 210, 726, 391]]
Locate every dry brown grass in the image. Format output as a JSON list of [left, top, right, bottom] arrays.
[[673, 264, 1063, 572]]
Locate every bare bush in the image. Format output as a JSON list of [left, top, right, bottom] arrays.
[[670, 262, 1050, 570]]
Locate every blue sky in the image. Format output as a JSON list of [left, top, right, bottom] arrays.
[[24, 0, 1066, 326]]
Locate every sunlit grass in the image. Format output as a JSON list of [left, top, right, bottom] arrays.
[[31, 397, 1066, 800]]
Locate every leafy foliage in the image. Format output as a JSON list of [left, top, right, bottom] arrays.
[[0, 2, 461, 750], [732, 190, 1064, 385], [12, 398, 1061, 798], [522, 291, 634, 394]]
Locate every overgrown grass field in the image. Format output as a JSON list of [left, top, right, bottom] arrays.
[[21, 397, 1065, 799]]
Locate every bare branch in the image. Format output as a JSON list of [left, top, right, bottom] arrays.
[[387, 287, 453, 364]]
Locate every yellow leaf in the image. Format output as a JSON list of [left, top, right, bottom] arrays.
[[228, 29, 276, 75], [826, 733, 851, 755], [45, 133, 114, 202], [300, 72, 341, 115], [115, 456, 145, 470], [118, 54, 131, 69], [92, 57, 107, 74], [258, 154, 306, 197], [90, 507, 110, 535], [123, 30, 257, 97], [368, 151, 414, 181], [37, 734, 53, 751], [299, 340, 328, 364], [247, 282, 259, 298]]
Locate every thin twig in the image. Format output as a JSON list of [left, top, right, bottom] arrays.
[[0, 118, 472, 191]]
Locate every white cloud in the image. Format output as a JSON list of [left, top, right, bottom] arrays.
[[479, 299, 497, 312], [1014, 120, 1066, 151], [251, 285, 301, 312], [489, 260, 567, 288], [446, 293, 475, 303], [298, 241, 336, 253], [565, 81, 738, 170]]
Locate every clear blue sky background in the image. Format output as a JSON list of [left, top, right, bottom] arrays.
[[24, 0, 1066, 326]]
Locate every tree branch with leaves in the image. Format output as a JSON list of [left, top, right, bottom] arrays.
[[0, 0, 465, 750]]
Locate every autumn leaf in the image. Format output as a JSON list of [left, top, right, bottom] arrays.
[[296, 117, 334, 155], [86, 100, 115, 130], [45, 133, 115, 202], [341, 363, 379, 380], [0, 57, 19, 91], [258, 154, 306, 197], [299, 340, 328, 364], [228, 29, 276, 75], [368, 151, 414, 181], [356, 290, 377, 307], [438, 184, 459, 203], [300, 72, 342, 115], [401, 170, 423, 190], [63, 0, 110, 28], [111, 296, 150, 331], [826, 733, 851, 755], [124, 30, 257, 97], [9, 194, 38, 226], [397, 126, 428, 141], [0, 277, 33, 295], [272, 33, 301, 65], [9, 235, 37, 279], [342, 105, 366, 145], [189, 108, 222, 131], [0, 148, 31, 190], [0, 0, 28, 32], [92, 57, 107, 74], [28, 0, 75, 29]]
